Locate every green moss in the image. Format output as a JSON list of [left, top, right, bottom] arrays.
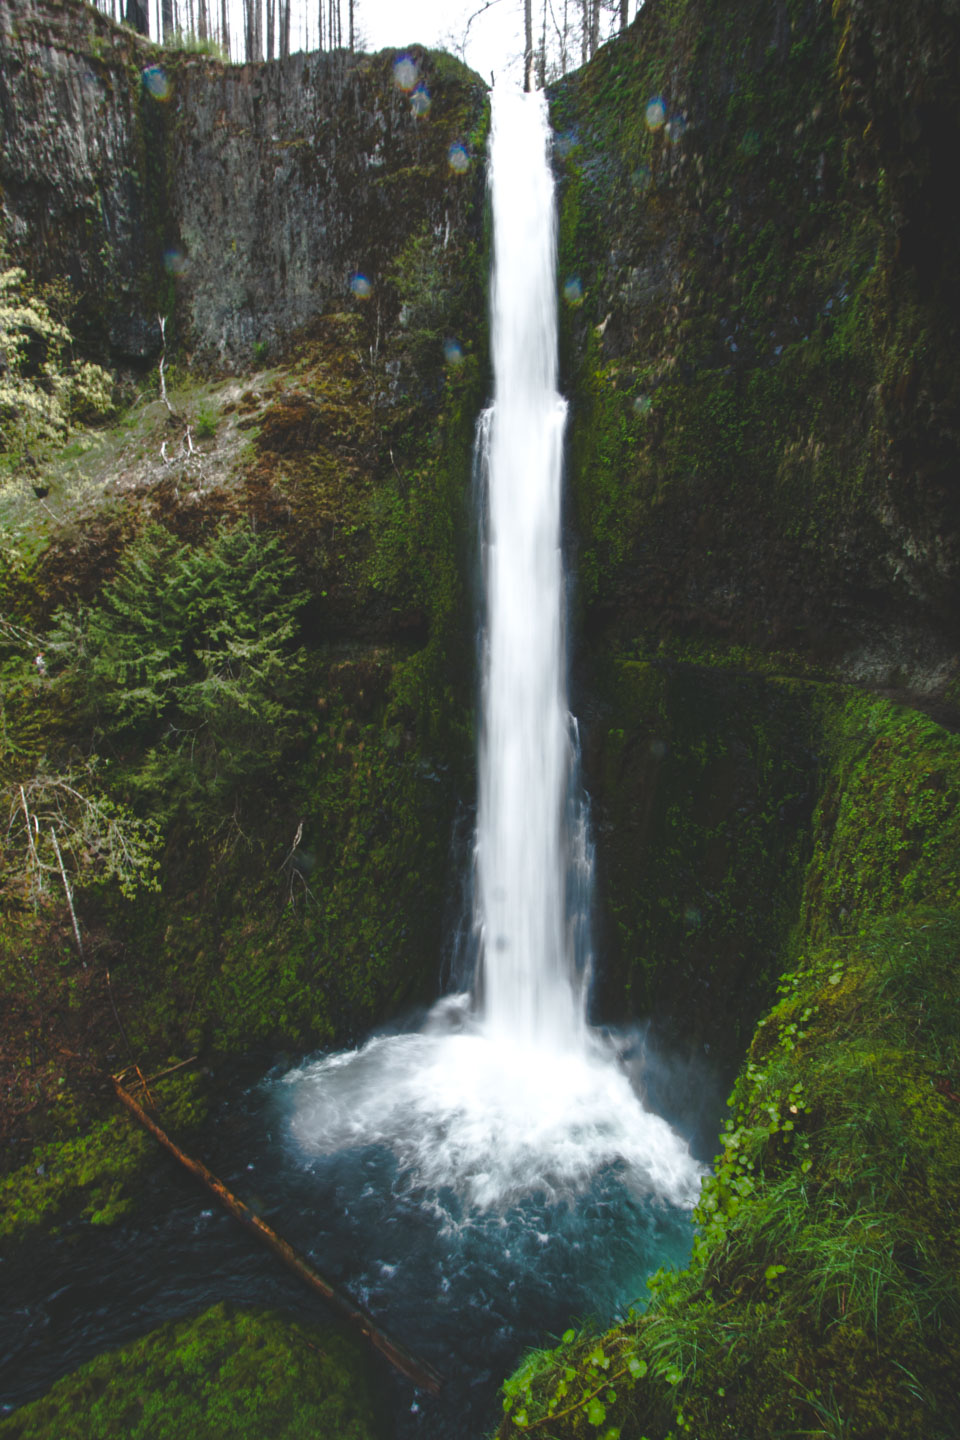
[[801, 692, 960, 941], [0, 1303, 385, 1440], [0, 1071, 207, 1247]]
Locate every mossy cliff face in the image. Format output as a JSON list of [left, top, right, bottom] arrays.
[[544, 0, 960, 1053], [0, 0, 486, 365], [551, 0, 960, 689], [583, 658, 817, 1068]]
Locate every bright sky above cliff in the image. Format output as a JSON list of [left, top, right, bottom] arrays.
[[358, 0, 628, 83], [358, 0, 524, 84], [219, 0, 628, 87]]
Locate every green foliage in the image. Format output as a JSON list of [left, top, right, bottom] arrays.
[[801, 692, 960, 939], [48, 520, 307, 836], [193, 404, 218, 439], [0, 1071, 206, 1243], [0, 1303, 384, 1440], [3, 759, 161, 903], [164, 31, 229, 59], [0, 266, 114, 465]]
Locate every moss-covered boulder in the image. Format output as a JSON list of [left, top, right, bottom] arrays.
[[0, 1303, 386, 1440]]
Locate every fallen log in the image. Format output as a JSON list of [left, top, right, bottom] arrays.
[[112, 1076, 443, 1394]]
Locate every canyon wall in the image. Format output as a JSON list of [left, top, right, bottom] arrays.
[[0, 0, 485, 363]]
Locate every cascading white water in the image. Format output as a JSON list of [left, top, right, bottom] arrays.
[[475, 91, 582, 1049], [281, 88, 704, 1223]]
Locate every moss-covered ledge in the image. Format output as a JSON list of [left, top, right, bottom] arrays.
[[0, 1302, 386, 1440]]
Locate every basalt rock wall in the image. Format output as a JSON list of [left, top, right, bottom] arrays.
[[0, 0, 486, 364], [551, 0, 960, 689]]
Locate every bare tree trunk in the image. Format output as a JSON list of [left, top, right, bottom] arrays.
[[162, 0, 174, 43], [348, 0, 354, 51], [281, 0, 291, 56], [221, 0, 229, 56], [125, 0, 150, 35], [619, 0, 629, 29], [51, 828, 84, 964], [244, 0, 262, 60], [266, 0, 274, 59], [198, 0, 207, 42], [523, 0, 533, 90], [590, 0, 600, 55]]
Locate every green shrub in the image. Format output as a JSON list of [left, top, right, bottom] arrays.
[[48, 520, 307, 838], [0, 266, 113, 464]]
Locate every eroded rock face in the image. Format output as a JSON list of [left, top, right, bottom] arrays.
[[0, 0, 486, 364], [0, 0, 158, 355], [549, 0, 960, 695]]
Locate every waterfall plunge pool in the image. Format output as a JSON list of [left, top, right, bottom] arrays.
[[0, 1012, 710, 1438], [2, 90, 715, 1437]]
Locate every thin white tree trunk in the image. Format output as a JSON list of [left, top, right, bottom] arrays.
[[51, 827, 84, 963]]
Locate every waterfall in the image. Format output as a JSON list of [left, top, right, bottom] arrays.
[[475, 91, 585, 1049], [282, 89, 704, 1222]]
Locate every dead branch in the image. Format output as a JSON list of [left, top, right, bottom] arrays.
[[112, 1077, 443, 1394]]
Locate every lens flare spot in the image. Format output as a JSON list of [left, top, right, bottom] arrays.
[[392, 55, 417, 91], [163, 247, 188, 278], [633, 393, 653, 417], [562, 276, 583, 305], [349, 273, 372, 298], [448, 143, 470, 173], [410, 86, 431, 117], [142, 65, 170, 100], [444, 338, 464, 365], [665, 115, 686, 144], [645, 97, 665, 131]]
